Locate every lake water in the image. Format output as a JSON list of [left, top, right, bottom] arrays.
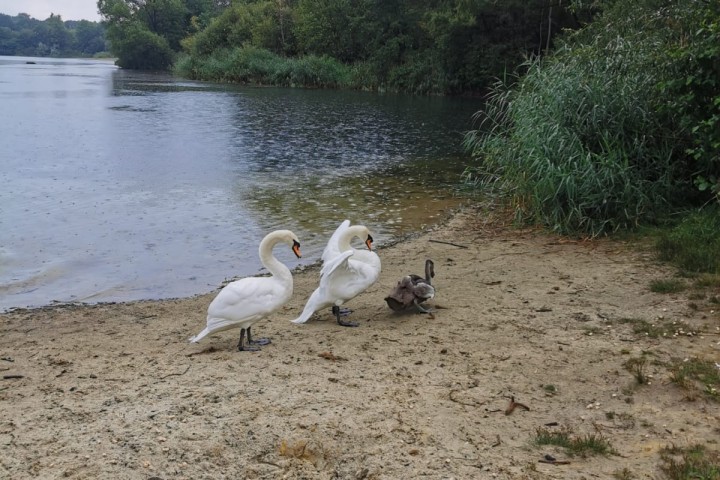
[[0, 56, 483, 311]]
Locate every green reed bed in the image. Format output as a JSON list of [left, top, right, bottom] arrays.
[[464, 1, 719, 237], [175, 46, 351, 89]]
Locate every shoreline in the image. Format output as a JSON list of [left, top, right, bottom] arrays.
[[1, 205, 465, 316], [1, 206, 718, 479]]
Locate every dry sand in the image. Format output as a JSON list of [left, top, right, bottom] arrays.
[[1, 205, 719, 479]]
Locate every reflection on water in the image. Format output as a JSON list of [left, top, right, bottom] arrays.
[[0, 56, 483, 311]]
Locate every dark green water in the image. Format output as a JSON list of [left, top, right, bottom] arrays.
[[0, 56, 484, 310]]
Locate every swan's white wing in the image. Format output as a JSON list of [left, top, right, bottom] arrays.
[[320, 249, 354, 278], [321, 219, 351, 263], [189, 276, 292, 342], [320, 255, 380, 304], [208, 276, 291, 320]]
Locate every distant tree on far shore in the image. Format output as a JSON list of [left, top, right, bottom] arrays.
[[0, 12, 107, 57]]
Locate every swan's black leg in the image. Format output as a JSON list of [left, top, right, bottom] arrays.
[[237, 328, 260, 351], [413, 299, 432, 314], [247, 326, 271, 346], [333, 305, 358, 327]]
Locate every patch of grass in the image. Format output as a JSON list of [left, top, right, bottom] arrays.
[[650, 278, 687, 294], [617, 317, 671, 338], [534, 427, 616, 457], [583, 325, 603, 335], [543, 384, 557, 395], [624, 356, 649, 385], [612, 467, 636, 480], [656, 207, 720, 275], [617, 317, 703, 339], [669, 358, 720, 402], [694, 274, 720, 289], [660, 444, 720, 480]]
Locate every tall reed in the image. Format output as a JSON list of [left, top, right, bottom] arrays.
[[464, 1, 704, 236]]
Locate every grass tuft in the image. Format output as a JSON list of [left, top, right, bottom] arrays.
[[650, 278, 687, 294], [623, 356, 649, 385], [669, 358, 720, 402], [660, 444, 720, 480], [534, 427, 616, 457], [656, 208, 720, 275]]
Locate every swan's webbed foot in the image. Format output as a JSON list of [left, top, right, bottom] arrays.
[[246, 327, 271, 346], [331, 306, 352, 317], [237, 328, 262, 352], [333, 306, 358, 327], [413, 299, 433, 314]]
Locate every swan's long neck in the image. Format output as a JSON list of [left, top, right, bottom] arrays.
[[258, 233, 292, 282], [337, 225, 368, 252], [425, 260, 434, 285]]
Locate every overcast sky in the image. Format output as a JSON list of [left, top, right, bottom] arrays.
[[0, 0, 101, 21]]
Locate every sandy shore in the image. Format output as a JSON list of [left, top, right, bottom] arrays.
[[1, 205, 718, 479]]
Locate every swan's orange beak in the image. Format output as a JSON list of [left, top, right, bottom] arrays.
[[292, 240, 302, 258], [365, 234, 374, 251]]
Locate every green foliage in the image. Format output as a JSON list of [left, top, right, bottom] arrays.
[[174, 45, 350, 88], [186, 1, 295, 57], [177, 0, 587, 93], [534, 427, 616, 457], [0, 12, 106, 57], [660, 444, 720, 479], [110, 22, 175, 70], [99, 0, 221, 69], [669, 358, 720, 401], [658, 2, 720, 205], [656, 207, 720, 274], [464, 0, 718, 236], [649, 278, 687, 294]]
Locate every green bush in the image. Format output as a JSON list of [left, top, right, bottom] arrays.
[[174, 45, 351, 89], [112, 23, 174, 70], [464, 0, 719, 236]]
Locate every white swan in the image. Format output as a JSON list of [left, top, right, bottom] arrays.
[[291, 222, 381, 327], [190, 230, 302, 351], [385, 259, 435, 313]]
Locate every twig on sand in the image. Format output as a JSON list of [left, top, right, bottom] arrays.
[[429, 239, 469, 249], [539, 459, 571, 465], [449, 389, 486, 407], [318, 351, 348, 362], [3, 375, 24, 380], [158, 365, 190, 380], [504, 396, 530, 415]]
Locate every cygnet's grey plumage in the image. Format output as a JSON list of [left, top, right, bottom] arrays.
[[385, 259, 435, 313]]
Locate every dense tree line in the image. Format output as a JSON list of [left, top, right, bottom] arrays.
[[0, 13, 106, 57], [98, 0, 588, 94]]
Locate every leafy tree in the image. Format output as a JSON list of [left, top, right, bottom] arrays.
[[658, 1, 720, 203], [137, 0, 189, 50], [35, 14, 72, 55], [99, 0, 225, 69], [294, 0, 369, 62], [111, 21, 175, 69], [74, 20, 107, 54], [185, 1, 295, 56]]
